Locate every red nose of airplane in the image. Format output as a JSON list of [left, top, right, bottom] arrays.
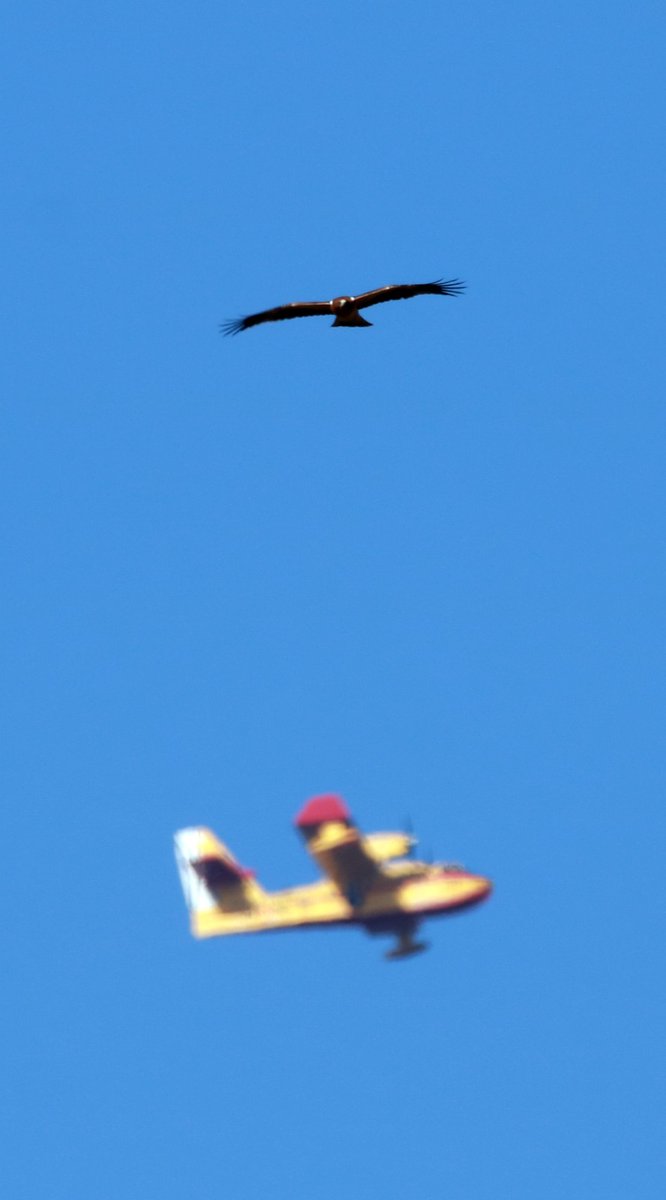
[[470, 875, 493, 904]]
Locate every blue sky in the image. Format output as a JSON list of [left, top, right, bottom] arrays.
[[3, 3, 665, 1197]]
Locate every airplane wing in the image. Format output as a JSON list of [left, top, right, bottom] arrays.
[[294, 795, 386, 906]]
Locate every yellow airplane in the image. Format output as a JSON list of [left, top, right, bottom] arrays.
[[174, 795, 492, 959]]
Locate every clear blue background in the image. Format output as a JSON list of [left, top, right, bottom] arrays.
[[3, 4, 664, 1197]]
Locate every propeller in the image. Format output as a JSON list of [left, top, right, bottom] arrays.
[[402, 819, 436, 865], [403, 816, 418, 858]]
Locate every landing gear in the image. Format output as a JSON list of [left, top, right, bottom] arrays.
[[384, 932, 430, 961], [364, 917, 428, 960]]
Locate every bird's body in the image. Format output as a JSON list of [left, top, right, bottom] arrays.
[[330, 296, 373, 327], [221, 278, 464, 335]]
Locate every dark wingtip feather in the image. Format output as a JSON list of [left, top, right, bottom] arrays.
[[219, 317, 247, 336], [435, 278, 466, 296]]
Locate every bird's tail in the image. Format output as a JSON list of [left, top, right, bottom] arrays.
[[331, 314, 372, 327]]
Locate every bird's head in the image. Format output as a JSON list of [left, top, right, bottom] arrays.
[[331, 295, 354, 314]]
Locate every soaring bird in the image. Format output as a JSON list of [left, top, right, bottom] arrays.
[[221, 277, 464, 335]]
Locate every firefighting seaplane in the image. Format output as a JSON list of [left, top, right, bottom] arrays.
[[174, 795, 491, 960]]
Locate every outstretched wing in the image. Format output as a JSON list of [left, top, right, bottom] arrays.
[[221, 299, 332, 335], [354, 278, 465, 310], [294, 795, 384, 906]]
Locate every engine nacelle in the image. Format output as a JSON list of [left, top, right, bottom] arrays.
[[365, 831, 415, 862]]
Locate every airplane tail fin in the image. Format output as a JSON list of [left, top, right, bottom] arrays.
[[174, 827, 265, 934]]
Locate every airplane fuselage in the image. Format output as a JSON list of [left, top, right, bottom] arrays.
[[175, 795, 492, 958], [192, 863, 491, 939]]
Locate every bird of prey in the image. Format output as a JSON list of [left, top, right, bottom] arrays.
[[221, 277, 464, 335]]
